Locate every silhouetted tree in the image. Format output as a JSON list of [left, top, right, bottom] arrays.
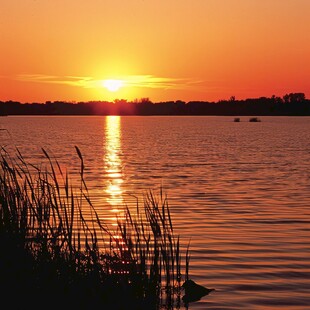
[[1, 94, 309, 116], [283, 93, 305, 103]]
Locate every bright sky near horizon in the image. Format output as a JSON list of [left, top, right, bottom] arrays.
[[1, 0, 310, 103]]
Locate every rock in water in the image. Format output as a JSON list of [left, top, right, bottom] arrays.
[[182, 279, 215, 303]]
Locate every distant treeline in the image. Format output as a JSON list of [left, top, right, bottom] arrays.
[[1, 93, 310, 116]]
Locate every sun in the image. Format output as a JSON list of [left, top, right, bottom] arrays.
[[102, 79, 124, 92]]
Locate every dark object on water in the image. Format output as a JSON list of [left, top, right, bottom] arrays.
[[249, 117, 261, 122], [234, 117, 240, 122], [182, 279, 215, 303]]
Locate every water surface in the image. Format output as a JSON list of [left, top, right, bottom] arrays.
[[1, 115, 310, 309]]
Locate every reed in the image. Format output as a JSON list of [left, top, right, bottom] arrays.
[[0, 146, 189, 309]]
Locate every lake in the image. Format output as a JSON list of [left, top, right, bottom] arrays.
[[1, 115, 310, 309]]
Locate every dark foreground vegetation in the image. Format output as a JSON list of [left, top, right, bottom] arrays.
[[0, 147, 190, 309], [1, 92, 310, 116]]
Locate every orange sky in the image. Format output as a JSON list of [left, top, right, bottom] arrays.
[[1, 0, 310, 103]]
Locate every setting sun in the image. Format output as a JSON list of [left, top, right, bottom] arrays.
[[103, 79, 124, 92]]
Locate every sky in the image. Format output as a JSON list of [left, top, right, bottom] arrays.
[[1, 0, 310, 103]]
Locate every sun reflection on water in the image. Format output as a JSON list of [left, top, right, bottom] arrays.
[[104, 116, 124, 224]]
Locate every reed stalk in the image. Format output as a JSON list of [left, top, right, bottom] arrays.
[[0, 146, 190, 309]]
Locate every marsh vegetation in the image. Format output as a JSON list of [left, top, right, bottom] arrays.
[[0, 146, 190, 309]]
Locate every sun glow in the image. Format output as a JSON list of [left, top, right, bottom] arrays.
[[103, 79, 124, 92]]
